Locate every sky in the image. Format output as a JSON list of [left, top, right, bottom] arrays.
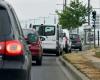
[[5, 0, 100, 25], [5, 0, 63, 24]]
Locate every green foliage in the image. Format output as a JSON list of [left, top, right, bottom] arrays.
[[56, 0, 92, 30]]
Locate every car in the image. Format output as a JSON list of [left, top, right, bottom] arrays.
[[0, 1, 32, 80], [62, 29, 72, 53], [70, 34, 82, 51], [35, 24, 63, 56], [23, 29, 43, 65]]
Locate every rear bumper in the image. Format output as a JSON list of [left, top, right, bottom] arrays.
[[0, 60, 27, 70], [42, 41, 57, 50], [43, 49, 57, 53], [71, 44, 82, 49]]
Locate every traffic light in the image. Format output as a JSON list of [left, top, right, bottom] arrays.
[[92, 11, 96, 21]]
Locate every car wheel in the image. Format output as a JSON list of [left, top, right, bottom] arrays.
[[21, 71, 29, 80], [56, 50, 60, 56], [69, 48, 72, 53], [60, 51, 63, 55], [28, 72, 31, 80], [64, 48, 68, 53], [36, 56, 42, 65], [79, 47, 82, 51]]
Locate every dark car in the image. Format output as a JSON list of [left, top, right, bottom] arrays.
[[0, 1, 32, 80], [23, 29, 43, 65], [70, 34, 82, 51]]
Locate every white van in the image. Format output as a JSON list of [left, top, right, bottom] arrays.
[[34, 24, 63, 56]]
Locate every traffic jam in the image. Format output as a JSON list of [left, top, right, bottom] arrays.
[[0, 0, 94, 80]]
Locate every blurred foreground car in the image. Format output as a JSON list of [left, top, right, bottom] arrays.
[[70, 34, 82, 51], [23, 29, 43, 65], [0, 1, 32, 80]]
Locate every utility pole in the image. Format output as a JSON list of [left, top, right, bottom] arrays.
[[63, 0, 67, 11], [92, 11, 96, 48], [84, 0, 91, 45], [88, 0, 90, 25]]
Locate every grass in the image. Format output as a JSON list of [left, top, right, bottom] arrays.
[[95, 51, 100, 58]]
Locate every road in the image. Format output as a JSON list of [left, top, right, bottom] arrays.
[[31, 55, 68, 80]]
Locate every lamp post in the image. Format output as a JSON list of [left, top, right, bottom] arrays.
[[88, 0, 90, 25]]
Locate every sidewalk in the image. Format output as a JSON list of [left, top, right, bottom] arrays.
[[61, 49, 100, 80]]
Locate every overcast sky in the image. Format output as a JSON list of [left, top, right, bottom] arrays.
[[5, 0, 100, 25], [5, 0, 63, 20]]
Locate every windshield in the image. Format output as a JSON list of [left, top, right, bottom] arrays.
[[70, 34, 79, 39], [38, 26, 55, 36]]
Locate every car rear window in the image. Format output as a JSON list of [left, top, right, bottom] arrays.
[[70, 34, 79, 39], [0, 6, 11, 36], [38, 25, 55, 36]]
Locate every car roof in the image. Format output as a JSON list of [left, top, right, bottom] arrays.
[[0, 0, 11, 8]]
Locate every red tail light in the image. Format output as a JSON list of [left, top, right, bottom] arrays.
[[0, 42, 5, 54], [0, 40, 23, 56]]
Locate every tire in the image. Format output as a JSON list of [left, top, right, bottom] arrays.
[[21, 71, 28, 80], [36, 56, 42, 65], [64, 48, 68, 53], [28, 72, 31, 80], [69, 48, 72, 53], [79, 47, 82, 51], [60, 51, 63, 55], [56, 50, 60, 56]]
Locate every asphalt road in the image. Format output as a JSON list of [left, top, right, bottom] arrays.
[[31, 54, 68, 80]]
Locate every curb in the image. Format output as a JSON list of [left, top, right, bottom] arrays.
[[59, 56, 90, 80]]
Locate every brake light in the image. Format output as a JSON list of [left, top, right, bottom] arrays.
[[0, 42, 5, 54], [0, 40, 23, 56], [6, 40, 23, 56]]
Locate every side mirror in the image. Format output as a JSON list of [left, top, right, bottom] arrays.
[[40, 36, 45, 41], [27, 33, 38, 43]]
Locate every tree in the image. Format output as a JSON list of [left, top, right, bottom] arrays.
[[56, 0, 92, 30]]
